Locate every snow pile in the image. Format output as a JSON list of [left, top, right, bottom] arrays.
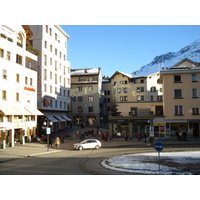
[[101, 151, 200, 175]]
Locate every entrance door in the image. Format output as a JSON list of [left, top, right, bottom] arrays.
[[193, 123, 199, 137]]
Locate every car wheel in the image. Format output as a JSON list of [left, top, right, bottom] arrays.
[[95, 145, 100, 150], [79, 146, 83, 151]]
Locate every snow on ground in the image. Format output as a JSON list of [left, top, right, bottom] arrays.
[[101, 151, 200, 175]]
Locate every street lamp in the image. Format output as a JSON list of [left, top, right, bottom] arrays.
[[43, 118, 53, 151]]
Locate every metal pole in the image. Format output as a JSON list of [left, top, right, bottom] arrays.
[[158, 152, 160, 171], [47, 131, 49, 152]]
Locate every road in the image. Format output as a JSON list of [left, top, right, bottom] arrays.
[[0, 146, 199, 175]]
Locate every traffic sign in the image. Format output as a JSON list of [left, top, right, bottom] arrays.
[[46, 128, 51, 134], [154, 142, 164, 152]]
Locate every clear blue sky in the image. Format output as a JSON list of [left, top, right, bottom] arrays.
[[60, 25, 200, 77]]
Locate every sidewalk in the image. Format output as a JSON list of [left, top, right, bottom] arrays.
[[1, 125, 200, 163]]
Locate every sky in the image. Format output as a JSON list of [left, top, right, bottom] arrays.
[[61, 25, 200, 77]]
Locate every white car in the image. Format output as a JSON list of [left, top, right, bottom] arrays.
[[72, 139, 101, 150]]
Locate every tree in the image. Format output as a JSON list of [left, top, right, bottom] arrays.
[[109, 100, 121, 116]]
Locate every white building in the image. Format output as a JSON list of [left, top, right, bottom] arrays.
[[28, 25, 71, 134], [0, 25, 42, 148]]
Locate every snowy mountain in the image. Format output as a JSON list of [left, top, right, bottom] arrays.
[[131, 39, 200, 77]]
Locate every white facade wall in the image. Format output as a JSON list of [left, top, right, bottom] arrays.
[[29, 25, 71, 112], [0, 25, 39, 148]]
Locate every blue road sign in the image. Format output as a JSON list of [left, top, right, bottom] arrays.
[[154, 142, 164, 152]]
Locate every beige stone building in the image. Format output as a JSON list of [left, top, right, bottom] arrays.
[[107, 71, 164, 139], [160, 58, 200, 139]]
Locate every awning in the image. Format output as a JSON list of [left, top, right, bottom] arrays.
[[25, 107, 44, 115], [44, 114, 59, 122], [0, 105, 22, 115], [61, 115, 72, 121], [54, 115, 66, 122], [14, 106, 32, 115]]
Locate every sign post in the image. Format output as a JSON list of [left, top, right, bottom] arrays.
[[154, 142, 164, 172], [46, 128, 51, 151]]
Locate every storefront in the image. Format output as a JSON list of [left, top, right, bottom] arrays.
[[132, 119, 150, 138]]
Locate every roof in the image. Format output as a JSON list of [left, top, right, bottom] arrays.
[[71, 68, 100, 76]]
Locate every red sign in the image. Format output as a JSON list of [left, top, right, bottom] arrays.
[[24, 86, 35, 92]]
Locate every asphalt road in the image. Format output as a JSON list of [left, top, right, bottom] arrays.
[[0, 146, 199, 175]]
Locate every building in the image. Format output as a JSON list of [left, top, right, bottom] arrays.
[[28, 25, 71, 135], [70, 68, 102, 127], [160, 58, 200, 139], [107, 71, 164, 139], [0, 25, 42, 149]]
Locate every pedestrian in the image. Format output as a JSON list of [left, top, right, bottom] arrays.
[[49, 136, 53, 148], [144, 132, 147, 143], [183, 131, 187, 141], [54, 137, 60, 149], [125, 132, 129, 141], [137, 131, 141, 140]]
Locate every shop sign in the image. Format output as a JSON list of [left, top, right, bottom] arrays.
[[132, 119, 148, 124], [0, 127, 5, 130], [154, 123, 164, 126], [24, 86, 35, 92], [111, 119, 129, 123]]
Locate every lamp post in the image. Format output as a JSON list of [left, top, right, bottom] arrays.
[[43, 118, 53, 151]]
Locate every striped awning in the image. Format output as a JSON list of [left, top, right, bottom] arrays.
[[61, 115, 72, 121], [0, 105, 22, 115]]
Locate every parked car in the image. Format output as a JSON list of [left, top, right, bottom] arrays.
[[72, 139, 101, 151]]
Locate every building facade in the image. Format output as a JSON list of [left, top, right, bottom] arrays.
[[70, 68, 102, 127], [160, 58, 200, 139], [28, 25, 71, 135], [107, 71, 164, 139], [0, 25, 42, 149]]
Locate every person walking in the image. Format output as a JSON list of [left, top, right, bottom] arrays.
[[49, 136, 53, 148], [54, 137, 60, 149]]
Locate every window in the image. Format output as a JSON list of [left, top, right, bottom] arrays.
[[55, 48, 57, 55], [88, 96, 94, 102], [78, 106, 83, 112], [157, 95, 163, 101], [78, 86, 82, 92], [30, 78, 33, 86], [49, 28, 52, 36], [2, 90, 6, 100], [150, 87, 156, 92], [120, 96, 127, 101], [50, 58, 52, 65], [78, 96, 83, 102], [124, 88, 128, 93], [174, 89, 183, 99], [44, 69, 47, 80], [192, 88, 198, 98], [192, 108, 200, 115], [117, 88, 121, 93], [88, 86, 93, 92], [44, 84, 47, 92], [88, 106, 93, 112], [16, 54, 22, 64], [50, 45, 52, 52], [0, 48, 4, 58], [192, 74, 197, 82], [137, 95, 144, 101], [16, 93, 19, 101], [150, 95, 153, 101], [50, 86, 52, 93], [175, 105, 183, 115], [44, 41, 47, 48], [130, 107, 137, 116], [50, 72, 52, 79], [55, 61, 57, 70], [44, 55, 47, 66], [55, 74, 57, 84], [137, 87, 144, 92], [120, 80, 127, 84], [55, 100, 57, 108], [25, 77, 28, 85], [60, 101, 62, 108], [16, 74, 20, 82], [7, 51, 10, 60], [174, 75, 182, 83], [2, 70, 7, 79], [46, 25, 48, 33], [55, 33, 57, 41], [60, 52, 62, 58]]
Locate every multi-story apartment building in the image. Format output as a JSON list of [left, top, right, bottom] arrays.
[[107, 71, 164, 139], [0, 25, 42, 148], [70, 68, 102, 127], [28, 25, 71, 135], [160, 58, 200, 139]]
